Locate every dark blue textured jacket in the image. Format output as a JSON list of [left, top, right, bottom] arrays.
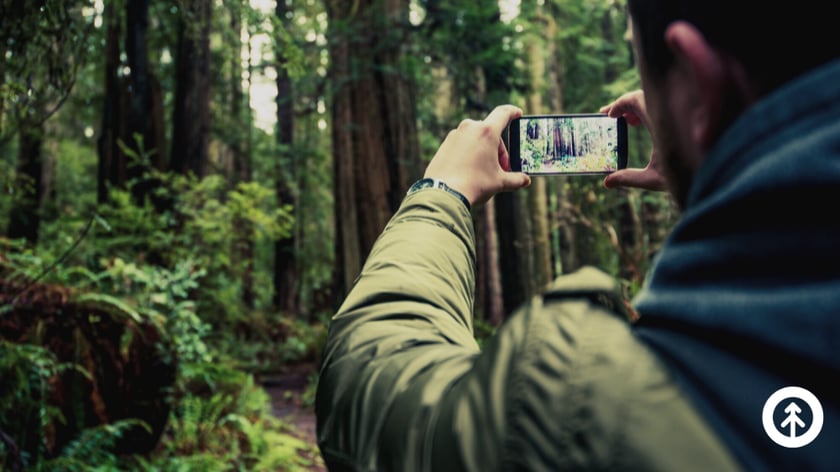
[[634, 57, 840, 471]]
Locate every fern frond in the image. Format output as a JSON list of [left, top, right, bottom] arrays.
[[48, 418, 151, 470], [73, 293, 143, 324]]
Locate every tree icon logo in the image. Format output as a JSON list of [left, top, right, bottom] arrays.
[[762, 386, 824, 448]]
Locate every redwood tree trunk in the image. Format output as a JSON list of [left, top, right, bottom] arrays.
[[273, 0, 297, 313], [97, 0, 124, 203], [229, 0, 255, 309], [8, 122, 44, 243], [170, 0, 211, 178], [525, 4, 553, 292], [327, 0, 421, 298], [125, 0, 165, 202]]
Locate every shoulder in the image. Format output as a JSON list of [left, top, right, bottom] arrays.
[[501, 267, 740, 471]]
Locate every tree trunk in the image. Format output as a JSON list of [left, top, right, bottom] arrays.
[[97, 0, 124, 203], [125, 0, 165, 202], [126, 0, 150, 195], [170, 0, 211, 178], [525, 10, 553, 291], [273, 0, 297, 313], [327, 0, 421, 298], [8, 121, 44, 243], [495, 4, 555, 314], [545, 3, 578, 274], [494, 193, 526, 314], [227, 0, 255, 309], [483, 198, 504, 325]]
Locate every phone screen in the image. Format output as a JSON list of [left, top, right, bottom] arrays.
[[508, 114, 627, 175]]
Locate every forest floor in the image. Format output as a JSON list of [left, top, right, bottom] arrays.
[[262, 362, 326, 471]]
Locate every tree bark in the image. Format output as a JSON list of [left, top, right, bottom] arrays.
[[482, 198, 504, 325], [327, 0, 421, 298], [126, 0, 150, 180], [8, 121, 44, 243], [125, 0, 165, 202], [273, 0, 298, 313], [170, 0, 211, 178], [525, 9, 553, 291], [97, 0, 124, 203], [546, 3, 578, 274], [227, 0, 255, 309], [494, 193, 524, 313]]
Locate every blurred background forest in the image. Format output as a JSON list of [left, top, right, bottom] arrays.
[[0, 0, 678, 469]]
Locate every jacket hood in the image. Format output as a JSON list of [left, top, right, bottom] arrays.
[[632, 57, 840, 470], [635, 56, 840, 370]]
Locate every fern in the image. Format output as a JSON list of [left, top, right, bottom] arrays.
[[73, 292, 145, 325], [0, 341, 62, 469], [45, 419, 151, 471]]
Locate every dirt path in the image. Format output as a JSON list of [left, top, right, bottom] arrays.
[[261, 363, 326, 471]]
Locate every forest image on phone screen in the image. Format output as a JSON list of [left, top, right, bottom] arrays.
[[520, 116, 619, 173]]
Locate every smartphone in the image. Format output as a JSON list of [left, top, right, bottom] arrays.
[[506, 114, 628, 175]]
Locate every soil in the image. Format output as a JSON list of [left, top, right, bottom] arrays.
[[261, 362, 326, 471]]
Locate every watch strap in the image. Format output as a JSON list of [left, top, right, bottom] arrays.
[[406, 178, 471, 211]]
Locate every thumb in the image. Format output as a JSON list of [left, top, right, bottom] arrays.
[[603, 168, 667, 191], [501, 172, 531, 192], [603, 170, 630, 189]]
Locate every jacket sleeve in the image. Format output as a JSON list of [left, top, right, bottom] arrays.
[[314, 189, 617, 471]]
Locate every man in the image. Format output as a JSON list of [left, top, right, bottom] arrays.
[[316, 0, 840, 470]]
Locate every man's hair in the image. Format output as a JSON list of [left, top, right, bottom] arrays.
[[627, 0, 840, 94]]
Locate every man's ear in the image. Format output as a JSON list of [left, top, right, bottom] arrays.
[[663, 21, 729, 151]]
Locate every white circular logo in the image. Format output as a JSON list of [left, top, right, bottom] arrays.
[[762, 386, 823, 448]]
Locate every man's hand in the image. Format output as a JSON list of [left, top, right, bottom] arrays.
[[600, 90, 668, 192], [424, 105, 531, 206]]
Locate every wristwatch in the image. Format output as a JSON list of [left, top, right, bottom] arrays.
[[406, 178, 471, 211]]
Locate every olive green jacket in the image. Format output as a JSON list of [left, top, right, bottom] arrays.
[[315, 189, 740, 471]]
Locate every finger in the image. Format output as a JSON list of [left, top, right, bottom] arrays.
[[604, 168, 667, 191], [483, 104, 523, 135], [498, 138, 511, 171], [501, 171, 531, 192]]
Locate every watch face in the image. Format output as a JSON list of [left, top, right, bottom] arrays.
[[411, 178, 435, 191], [406, 178, 470, 209]]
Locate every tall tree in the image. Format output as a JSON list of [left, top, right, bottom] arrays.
[[7, 121, 45, 243], [523, 2, 554, 293], [97, 0, 165, 204], [97, 0, 125, 203], [226, 0, 256, 308], [326, 0, 421, 297], [418, 0, 519, 324], [545, 1, 578, 275], [170, 0, 211, 177], [125, 0, 166, 200], [273, 0, 297, 312], [3, 0, 90, 239]]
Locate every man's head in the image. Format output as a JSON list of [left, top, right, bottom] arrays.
[[626, 0, 840, 207]]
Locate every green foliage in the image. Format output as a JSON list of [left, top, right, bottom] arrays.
[[95, 257, 211, 366], [46, 419, 151, 471], [0, 341, 67, 470], [0, 1, 685, 470], [141, 362, 322, 471], [213, 311, 328, 375], [91, 171, 293, 324], [300, 370, 319, 409], [473, 318, 498, 349], [0, 0, 94, 140]]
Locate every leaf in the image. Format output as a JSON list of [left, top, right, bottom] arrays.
[[73, 293, 142, 324]]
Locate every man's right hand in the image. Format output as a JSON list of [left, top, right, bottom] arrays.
[[423, 105, 531, 206], [600, 90, 668, 192]]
